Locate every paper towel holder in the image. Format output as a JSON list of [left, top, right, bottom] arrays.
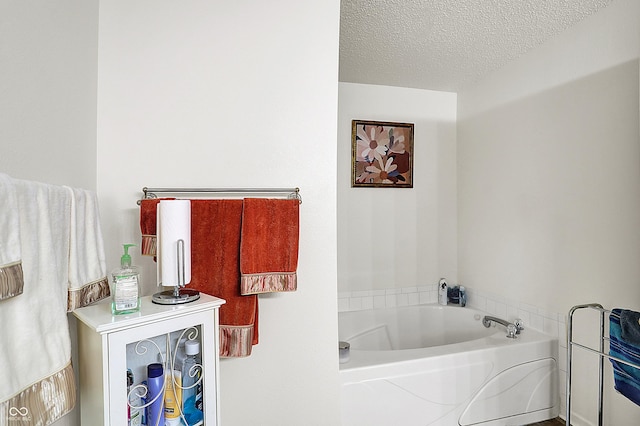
[[152, 239, 200, 305]]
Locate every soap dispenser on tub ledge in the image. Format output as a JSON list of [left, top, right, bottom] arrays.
[[438, 278, 448, 306]]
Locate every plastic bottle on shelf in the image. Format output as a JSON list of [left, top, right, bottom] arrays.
[[438, 278, 448, 306], [111, 244, 141, 315], [182, 340, 204, 425], [146, 363, 164, 426], [159, 337, 188, 374], [164, 368, 182, 423]]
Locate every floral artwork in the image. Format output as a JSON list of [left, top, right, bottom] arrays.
[[351, 120, 414, 188]]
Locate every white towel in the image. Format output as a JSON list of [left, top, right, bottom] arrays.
[[0, 179, 75, 425], [65, 186, 110, 311], [0, 173, 23, 300]]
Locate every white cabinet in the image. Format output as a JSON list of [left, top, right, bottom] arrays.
[[73, 294, 225, 426]]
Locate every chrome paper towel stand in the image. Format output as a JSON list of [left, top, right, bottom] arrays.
[[152, 238, 199, 305]]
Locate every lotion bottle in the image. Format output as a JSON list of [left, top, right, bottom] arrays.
[[164, 369, 182, 422], [111, 244, 141, 315]]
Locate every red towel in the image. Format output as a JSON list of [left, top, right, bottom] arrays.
[[139, 198, 174, 257], [240, 198, 299, 295], [189, 200, 258, 357]]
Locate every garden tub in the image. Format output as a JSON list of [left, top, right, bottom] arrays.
[[339, 304, 559, 426]]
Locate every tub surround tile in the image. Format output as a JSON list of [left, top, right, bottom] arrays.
[[407, 292, 420, 306], [486, 299, 497, 315], [530, 312, 545, 332], [419, 291, 435, 305], [493, 301, 508, 318], [468, 291, 487, 312], [396, 293, 409, 307], [520, 301, 539, 313], [543, 316, 559, 337], [361, 296, 374, 310], [373, 295, 386, 309], [507, 305, 519, 321], [338, 284, 563, 337], [385, 294, 397, 307], [517, 309, 532, 328], [348, 297, 363, 311], [338, 297, 350, 312], [539, 309, 557, 320]]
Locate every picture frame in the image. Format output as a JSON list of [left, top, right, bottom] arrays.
[[351, 120, 414, 188]]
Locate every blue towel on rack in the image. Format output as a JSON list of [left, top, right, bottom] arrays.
[[620, 309, 640, 345], [610, 309, 640, 406]]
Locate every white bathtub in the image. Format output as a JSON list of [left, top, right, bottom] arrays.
[[339, 304, 559, 426]]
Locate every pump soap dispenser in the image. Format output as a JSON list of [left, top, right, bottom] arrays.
[[111, 244, 141, 315], [438, 278, 448, 306]]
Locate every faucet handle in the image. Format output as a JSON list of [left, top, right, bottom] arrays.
[[506, 324, 518, 338], [514, 318, 524, 334]]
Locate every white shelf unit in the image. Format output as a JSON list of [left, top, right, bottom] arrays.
[[73, 294, 225, 426]]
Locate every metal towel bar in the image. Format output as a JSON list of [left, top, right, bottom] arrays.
[[138, 187, 301, 204]]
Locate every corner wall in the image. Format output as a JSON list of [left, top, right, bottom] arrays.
[[96, 1, 341, 425], [0, 0, 98, 189], [457, 0, 640, 423], [0, 2, 99, 425], [337, 83, 457, 303]]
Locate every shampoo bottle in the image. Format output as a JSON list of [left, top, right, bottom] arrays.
[[146, 363, 165, 426], [111, 244, 141, 315]]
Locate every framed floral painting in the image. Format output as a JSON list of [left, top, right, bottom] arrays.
[[351, 120, 414, 188]]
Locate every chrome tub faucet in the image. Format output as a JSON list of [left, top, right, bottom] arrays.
[[482, 316, 524, 338]]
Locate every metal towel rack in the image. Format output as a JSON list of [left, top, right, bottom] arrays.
[[566, 303, 640, 425], [139, 187, 302, 204]]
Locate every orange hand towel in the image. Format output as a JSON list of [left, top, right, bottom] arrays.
[[189, 200, 258, 357], [240, 198, 299, 295]]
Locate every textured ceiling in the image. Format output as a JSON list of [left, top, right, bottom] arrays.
[[339, 0, 614, 92]]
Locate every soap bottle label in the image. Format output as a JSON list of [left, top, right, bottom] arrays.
[[114, 275, 139, 310]]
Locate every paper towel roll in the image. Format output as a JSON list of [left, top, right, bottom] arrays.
[[157, 200, 192, 287]]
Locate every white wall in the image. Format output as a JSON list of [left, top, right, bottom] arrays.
[[0, 2, 99, 425], [457, 0, 640, 424], [0, 0, 98, 189], [96, 1, 341, 425], [337, 83, 458, 295]]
